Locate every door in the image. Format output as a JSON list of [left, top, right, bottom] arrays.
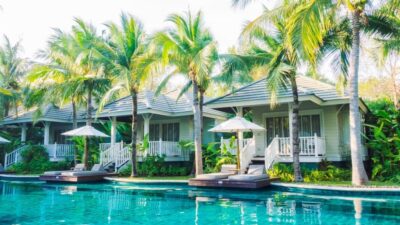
[[265, 116, 289, 146]]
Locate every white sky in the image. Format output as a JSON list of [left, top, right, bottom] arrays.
[[0, 0, 379, 82]]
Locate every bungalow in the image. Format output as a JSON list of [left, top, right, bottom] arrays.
[[205, 75, 369, 169], [1, 90, 227, 171], [95, 90, 228, 171], [0, 104, 84, 168]]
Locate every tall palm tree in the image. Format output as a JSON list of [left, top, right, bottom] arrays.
[[153, 11, 217, 176], [222, 8, 306, 181], [283, 0, 398, 185], [29, 19, 110, 169], [0, 36, 28, 119], [96, 13, 160, 177], [26, 30, 83, 129]]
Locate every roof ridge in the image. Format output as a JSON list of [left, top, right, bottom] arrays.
[[205, 78, 267, 105]]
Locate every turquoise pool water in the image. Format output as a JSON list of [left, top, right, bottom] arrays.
[[0, 181, 400, 224]]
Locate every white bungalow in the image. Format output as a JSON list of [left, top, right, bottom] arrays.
[[91, 90, 227, 171], [205, 75, 369, 170], [1, 90, 227, 171], [0, 105, 83, 168]]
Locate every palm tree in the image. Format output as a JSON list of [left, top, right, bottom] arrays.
[[96, 13, 160, 177], [153, 11, 217, 176], [283, 0, 399, 185], [0, 36, 28, 119], [29, 19, 110, 169], [26, 30, 83, 129]]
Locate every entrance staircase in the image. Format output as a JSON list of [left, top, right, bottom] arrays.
[[100, 142, 130, 172]]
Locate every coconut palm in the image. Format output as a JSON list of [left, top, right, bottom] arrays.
[[222, 8, 307, 181], [282, 0, 399, 185], [0, 36, 28, 119], [152, 11, 217, 175], [96, 13, 161, 177]]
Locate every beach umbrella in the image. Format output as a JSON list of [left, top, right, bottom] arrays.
[[209, 116, 265, 171], [62, 125, 109, 137], [62, 125, 109, 166], [0, 136, 10, 143]]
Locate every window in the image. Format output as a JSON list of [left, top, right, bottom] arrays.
[[300, 115, 321, 136], [265, 114, 321, 145], [150, 123, 179, 142], [149, 124, 160, 141]]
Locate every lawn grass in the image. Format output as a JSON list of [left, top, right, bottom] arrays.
[[301, 181, 400, 187]]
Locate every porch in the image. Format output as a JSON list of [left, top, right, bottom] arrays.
[[4, 144, 75, 169]]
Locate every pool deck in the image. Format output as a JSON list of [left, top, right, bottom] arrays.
[[104, 177, 189, 184], [271, 182, 400, 193], [0, 174, 40, 182]]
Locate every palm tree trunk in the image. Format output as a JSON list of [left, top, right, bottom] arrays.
[[72, 98, 78, 129], [349, 10, 369, 185], [290, 75, 303, 182], [199, 89, 204, 148], [84, 86, 93, 170], [130, 90, 138, 177], [192, 80, 204, 176]]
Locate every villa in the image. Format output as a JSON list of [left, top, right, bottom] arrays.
[[205, 75, 369, 169], [1, 76, 368, 172]]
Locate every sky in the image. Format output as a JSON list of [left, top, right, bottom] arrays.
[[0, 0, 380, 82]]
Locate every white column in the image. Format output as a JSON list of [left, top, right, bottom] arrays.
[[143, 116, 150, 138], [236, 107, 244, 148], [288, 103, 293, 157], [21, 123, 27, 143], [44, 122, 50, 145], [111, 117, 117, 146]]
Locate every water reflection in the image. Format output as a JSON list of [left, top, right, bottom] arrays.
[[0, 181, 400, 225]]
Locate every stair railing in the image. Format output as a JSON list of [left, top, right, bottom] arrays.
[[264, 136, 279, 170]]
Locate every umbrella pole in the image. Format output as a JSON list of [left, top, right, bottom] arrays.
[[236, 132, 240, 173]]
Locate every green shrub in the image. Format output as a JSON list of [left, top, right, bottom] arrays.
[[366, 99, 400, 182], [118, 155, 190, 177], [7, 145, 72, 174], [267, 163, 351, 183]]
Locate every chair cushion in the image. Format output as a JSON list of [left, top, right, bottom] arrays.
[[74, 164, 85, 171], [220, 164, 237, 173], [247, 165, 266, 175], [43, 171, 64, 175], [196, 172, 234, 180], [228, 174, 269, 181], [91, 164, 105, 172], [61, 171, 107, 177]]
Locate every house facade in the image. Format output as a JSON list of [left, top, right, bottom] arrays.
[[0, 104, 83, 168], [206, 76, 368, 169]]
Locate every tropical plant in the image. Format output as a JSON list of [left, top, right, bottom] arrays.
[[0, 36, 28, 119], [96, 13, 160, 177], [366, 99, 400, 182], [281, 0, 400, 185], [221, 6, 308, 181], [152, 11, 218, 175]]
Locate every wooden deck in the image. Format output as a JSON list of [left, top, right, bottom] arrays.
[[39, 173, 117, 183], [189, 178, 277, 189]]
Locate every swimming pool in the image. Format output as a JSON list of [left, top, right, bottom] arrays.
[[0, 181, 399, 224]]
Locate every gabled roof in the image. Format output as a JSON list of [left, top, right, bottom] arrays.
[[0, 104, 85, 125], [206, 75, 360, 109], [96, 90, 228, 119]]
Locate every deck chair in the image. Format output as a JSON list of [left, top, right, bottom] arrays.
[[196, 164, 237, 180], [228, 165, 269, 181], [60, 164, 107, 177], [43, 163, 85, 176]]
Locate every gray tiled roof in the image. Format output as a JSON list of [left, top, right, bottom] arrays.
[[96, 90, 227, 118], [0, 104, 85, 125], [206, 75, 349, 107]]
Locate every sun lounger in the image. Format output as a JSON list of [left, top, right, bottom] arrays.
[[228, 165, 268, 181], [60, 164, 107, 177], [196, 164, 237, 180], [43, 163, 85, 175]]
